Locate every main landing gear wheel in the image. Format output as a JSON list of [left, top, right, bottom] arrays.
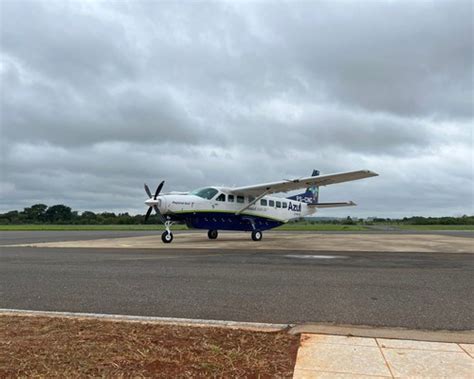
[[251, 230, 262, 241], [208, 230, 218, 239], [161, 231, 173, 243]]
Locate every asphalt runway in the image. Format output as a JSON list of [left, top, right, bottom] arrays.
[[1, 231, 473, 331]]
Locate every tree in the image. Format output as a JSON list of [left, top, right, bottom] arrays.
[[44, 205, 73, 223], [80, 211, 97, 224], [343, 216, 355, 225], [22, 204, 48, 223]]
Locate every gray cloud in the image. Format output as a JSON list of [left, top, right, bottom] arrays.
[[0, 0, 472, 216]]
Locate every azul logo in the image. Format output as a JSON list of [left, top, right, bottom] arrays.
[[288, 202, 301, 212]]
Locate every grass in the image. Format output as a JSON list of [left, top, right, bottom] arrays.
[[0, 224, 188, 231], [394, 224, 474, 231], [0, 223, 472, 232], [0, 315, 299, 377], [276, 223, 368, 231], [0, 223, 368, 231]]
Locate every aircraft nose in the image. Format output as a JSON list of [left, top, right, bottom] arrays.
[[144, 198, 159, 207], [145, 197, 167, 213]]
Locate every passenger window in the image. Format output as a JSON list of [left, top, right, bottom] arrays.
[[248, 196, 255, 203], [260, 199, 267, 206], [228, 194, 234, 202], [282, 202, 287, 208], [237, 195, 244, 203], [276, 201, 281, 208], [269, 200, 275, 207], [216, 193, 226, 202]]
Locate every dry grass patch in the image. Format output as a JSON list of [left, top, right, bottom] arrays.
[[0, 315, 299, 377]]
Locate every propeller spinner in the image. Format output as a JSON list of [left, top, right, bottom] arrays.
[[144, 181, 165, 223]]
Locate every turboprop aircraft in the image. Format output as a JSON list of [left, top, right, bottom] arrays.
[[144, 169, 378, 243]]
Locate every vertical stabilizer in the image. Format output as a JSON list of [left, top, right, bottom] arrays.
[[286, 170, 320, 204]]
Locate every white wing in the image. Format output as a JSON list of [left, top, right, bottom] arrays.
[[229, 170, 378, 195]]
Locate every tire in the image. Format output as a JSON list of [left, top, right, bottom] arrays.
[[208, 229, 218, 239], [161, 231, 173, 243], [251, 230, 262, 241]]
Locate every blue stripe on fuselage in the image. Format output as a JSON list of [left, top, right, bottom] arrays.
[[167, 212, 283, 231]]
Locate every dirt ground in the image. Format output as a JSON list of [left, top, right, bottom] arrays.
[[0, 315, 299, 378]]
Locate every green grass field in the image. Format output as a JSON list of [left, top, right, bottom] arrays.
[[394, 224, 474, 231], [0, 224, 471, 232], [275, 223, 368, 231], [0, 224, 187, 231], [0, 223, 367, 231]]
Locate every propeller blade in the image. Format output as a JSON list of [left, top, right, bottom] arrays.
[[154, 180, 165, 199], [144, 183, 152, 198], [153, 205, 165, 223], [144, 206, 153, 222]]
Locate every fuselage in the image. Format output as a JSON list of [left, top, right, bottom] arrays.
[[146, 186, 316, 231]]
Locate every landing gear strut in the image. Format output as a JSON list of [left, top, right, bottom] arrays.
[[251, 230, 262, 241], [208, 230, 218, 239], [161, 220, 174, 243]]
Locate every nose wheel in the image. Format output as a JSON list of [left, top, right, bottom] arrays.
[[161, 231, 173, 243], [251, 230, 262, 241], [161, 220, 174, 243]]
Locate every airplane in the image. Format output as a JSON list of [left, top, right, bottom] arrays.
[[143, 169, 378, 243]]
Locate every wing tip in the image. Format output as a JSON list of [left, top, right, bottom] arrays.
[[363, 170, 379, 177]]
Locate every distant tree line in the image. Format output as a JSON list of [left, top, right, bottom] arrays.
[[286, 215, 474, 225], [0, 204, 473, 225], [0, 204, 160, 225]]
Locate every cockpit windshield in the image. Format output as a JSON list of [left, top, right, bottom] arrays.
[[190, 187, 219, 200]]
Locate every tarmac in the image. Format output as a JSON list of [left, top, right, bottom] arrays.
[[6, 230, 473, 253], [1, 230, 473, 330]]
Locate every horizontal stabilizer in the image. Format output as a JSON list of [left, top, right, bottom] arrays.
[[309, 201, 356, 208]]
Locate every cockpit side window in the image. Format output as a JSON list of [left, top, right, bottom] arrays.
[[216, 193, 226, 202], [190, 187, 219, 200]]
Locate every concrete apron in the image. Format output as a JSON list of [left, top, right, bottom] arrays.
[[7, 232, 474, 253]]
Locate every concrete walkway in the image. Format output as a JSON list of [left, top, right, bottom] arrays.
[[293, 334, 474, 378]]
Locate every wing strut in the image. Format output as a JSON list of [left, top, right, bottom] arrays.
[[235, 190, 270, 215]]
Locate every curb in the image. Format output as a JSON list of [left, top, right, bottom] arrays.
[[289, 323, 474, 344], [2, 308, 472, 344], [0, 308, 291, 332]]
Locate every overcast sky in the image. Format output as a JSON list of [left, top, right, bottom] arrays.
[[0, 0, 472, 217]]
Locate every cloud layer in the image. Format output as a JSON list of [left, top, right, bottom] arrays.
[[1, 0, 472, 216]]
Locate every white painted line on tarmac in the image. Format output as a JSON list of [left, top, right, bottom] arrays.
[[284, 254, 349, 259], [0, 308, 290, 332]]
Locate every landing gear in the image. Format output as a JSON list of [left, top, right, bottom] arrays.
[[208, 229, 218, 240], [161, 220, 174, 243], [161, 231, 173, 243], [251, 230, 262, 241]]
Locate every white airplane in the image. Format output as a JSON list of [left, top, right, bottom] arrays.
[[144, 169, 378, 243]]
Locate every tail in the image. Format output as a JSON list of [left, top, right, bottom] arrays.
[[286, 169, 320, 205]]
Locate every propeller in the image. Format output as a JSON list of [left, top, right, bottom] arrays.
[[144, 181, 165, 223]]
